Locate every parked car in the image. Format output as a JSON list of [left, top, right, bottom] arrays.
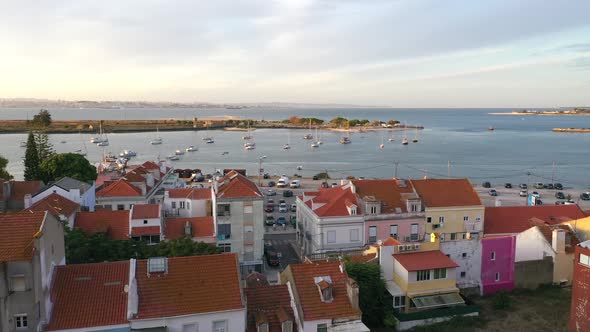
[[554, 183, 563, 190], [290, 180, 301, 188], [564, 200, 576, 205], [482, 181, 491, 188], [276, 216, 286, 225], [263, 173, 270, 179], [267, 198, 275, 206], [279, 203, 288, 213], [546, 183, 554, 190], [264, 245, 280, 266], [331, 182, 339, 188], [531, 191, 541, 198], [290, 215, 297, 227], [265, 204, 274, 213], [266, 189, 277, 196], [312, 175, 319, 180], [268, 181, 276, 187], [291, 204, 297, 212], [277, 179, 287, 188], [519, 183, 528, 189], [279, 199, 286, 204], [489, 189, 498, 196], [265, 215, 275, 226], [555, 192, 565, 200], [283, 190, 293, 197], [581, 192, 590, 201], [519, 190, 528, 197], [534, 182, 544, 189], [555, 200, 565, 205], [504, 183, 512, 189]]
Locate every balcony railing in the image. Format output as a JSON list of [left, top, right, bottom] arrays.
[[464, 221, 483, 232], [364, 212, 425, 221]]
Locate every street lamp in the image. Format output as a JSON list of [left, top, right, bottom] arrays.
[[258, 156, 267, 186]]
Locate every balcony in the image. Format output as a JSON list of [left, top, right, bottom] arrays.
[[164, 209, 179, 217], [364, 212, 425, 221], [404, 234, 422, 242], [464, 221, 483, 232]]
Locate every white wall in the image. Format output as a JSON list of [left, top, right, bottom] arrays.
[[301, 319, 331, 332], [320, 222, 365, 251], [440, 240, 481, 289], [33, 183, 96, 211], [129, 309, 246, 332], [129, 217, 161, 231], [163, 197, 209, 218], [515, 227, 554, 262], [393, 260, 409, 282]]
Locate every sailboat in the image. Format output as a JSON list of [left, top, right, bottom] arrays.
[[283, 131, 291, 149], [379, 134, 385, 149], [316, 127, 323, 145], [412, 126, 419, 143], [311, 127, 321, 147], [303, 119, 313, 139], [92, 122, 108, 144], [339, 121, 352, 144], [75, 132, 88, 156], [186, 145, 198, 152], [388, 130, 395, 142], [401, 124, 409, 145], [150, 127, 163, 145], [242, 121, 253, 140]]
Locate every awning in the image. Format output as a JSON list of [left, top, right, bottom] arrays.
[[411, 292, 465, 309]]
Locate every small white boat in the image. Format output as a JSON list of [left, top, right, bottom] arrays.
[[402, 137, 409, 145], [339, 136, 351, 144], [202, 136, 213, 141], [380, 143, 385, 149], [413, 127, 419, 143], [186, 146, 198, 152], [245, 145, 255, 150], [297, 165, 303, 170], [311, 142, 319, 148], [125, 150, 137, 157], [150, 139, 162, 145], [97, 141, 109, 147], [222, 151, 229, 155], [175, 149, 185, 155], [206, 139, 214, 144], [20, 141, 27, 147], [167, 155, 179, 161], [388, 137, 395, 142], [244, 142, 256, 148], [60, 140, 66, 144], [303, 134, 313, 140], [283, 144, 291, 150]]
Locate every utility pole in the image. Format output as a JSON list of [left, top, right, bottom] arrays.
[[394, 162, 399, 178], [448, 160, 451, 178], [551, 161, 556, 185], [258, 158, 263, 186]]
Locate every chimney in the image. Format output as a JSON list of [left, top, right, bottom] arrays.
[[3, 181, 12, 200], [379, 243, 394, 281], [552, 228, 566, 253], [346, 277, 360, 311], [24, 194, 33, 209], [184, 221, 192, 237], [164, 190, 170, 199]]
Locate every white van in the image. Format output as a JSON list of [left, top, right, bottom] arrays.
[[277, 179, 287, 188], [290, 180, 301, 188]]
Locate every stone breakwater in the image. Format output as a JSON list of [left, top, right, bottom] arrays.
[[552, 128, 590, 133]]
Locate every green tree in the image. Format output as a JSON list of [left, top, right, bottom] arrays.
[[345, 261, 392, 327], [387, 119, 399, 126], [0, 155, 13, 180], [329, 116, 348, 127], [24, 131, 40, 180], [35, 132, 55, 161], [39, 153, 97, 184], [31, 109, 52, 127]]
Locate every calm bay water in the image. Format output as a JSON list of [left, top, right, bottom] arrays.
[[1, 107, 589, 189]]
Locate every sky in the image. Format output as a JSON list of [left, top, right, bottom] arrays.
[[0, 0, 589, 107]]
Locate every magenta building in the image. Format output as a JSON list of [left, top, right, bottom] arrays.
[[481, 235, 516, 295]]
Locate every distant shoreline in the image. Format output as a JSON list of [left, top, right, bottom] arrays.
[[489, 109, 590, 116]]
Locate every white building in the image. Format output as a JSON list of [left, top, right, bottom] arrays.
[[29, 176, 95, 212], [129, 204, 163, 244], [163, 187, 212, 218]]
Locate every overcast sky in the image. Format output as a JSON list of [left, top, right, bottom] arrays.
[[1, 0, 589, 107]]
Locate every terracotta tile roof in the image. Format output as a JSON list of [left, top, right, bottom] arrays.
[[0, 180, 44, 201], [410, 178, 481, 208], [167, 188, 211, 200], [393, 250, 459, 272], [484, 205, 585, 235], [245, 271, 269, 288], [0, 211, 46, 262], [305, 186, 362, 217], [352, 179, 417, 213], [245, 285, 296, 332], [75, 210, 130, 240], [142, 161, 160, 170], [216, 171, 262, 199], [131, 226, 160, 236], [164, 217, 214, 240], [122, 171, 146, 183], [348, 253, 378, 263], [537, 224, 580, 254], [26, 193, 79, 217], [382, 237, 402, 246], [46, 261, 130, 331], [97, 179, 142, 197], [133, 254, 244, 319], [131, 204, 160, 219], [288, 261, 360, 321]]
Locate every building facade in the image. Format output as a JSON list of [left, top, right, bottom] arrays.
[[30, 177, 95, 212], [480, 236, 516, 295], [569, 240, 590, 332]]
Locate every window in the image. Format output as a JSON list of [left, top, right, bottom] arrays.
[[350, 229, 359, 242], [186, 201, 190, 209], [317, 324, 328, 332], [282, 320, 293, 332], [182, 323, 198, 332], [143, 220, 148, 224], [460, 272, 466, 278], [327, 231, 336, 244], [15, 314, 27, 329], [218, 243, 231, 253], [495, 272, 500, 282], [417, 270, 431, 281], [491, 251, 496, 261], [258, 323, 269, 332], [580, 254, 590, 266], [11, 275, 26, 292], [433, 268, 447, 279], [244, 205, 253, 213], [393, 295, 406, 312], [410, 224, 419, 240], [439, 216, 445, 223], [217, 224, 231, 239], [213, 320, 227, 332], [322, 286, 333, 302], [117, 204, 125, 210], [148, 257, 167, 273], [369, 226, 377, 243], [462, 233, 467, 240], [350, 207, 357, 215], [450, 233, 456, 240], [476, 216, 481, 222], [390, 225, 398, 238], [172, 201, 177, 208], [426, 216, 432, 223], [217, 204, 231, 216], [149, 235, 160, 244], [370, 206, 377, 214], [463, 216, 469, 221], [411, 204, 418, 212], [462, 253, 467, 258], [180, 201, 186, 209]]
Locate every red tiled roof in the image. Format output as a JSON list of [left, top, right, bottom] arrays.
[[75, 210, 130, 240], [484, 205, 585, 235], [122, 172, 146, 183], [131, 204, 160, 219], [167, 188, 211, 200], [97, 179, 142, 197], [382, 237, 402, 246], [348, 253, 378, 263], [245, 285, 296, 332], [352, 179, 417, 213], [131, 226, 160, 236], [134, 254, 244, 319], [142, 161, 160, 170], [216, 171, 262, 198], [26, 193, 79, 217], [410, 178, 482, 208], [288, 261, 360, 321], [537, 224, 580, 254], [165, 217, 214, 240], [393, 250, 459, 272], [245, 271, 269, 288], [305, 186, 361, 217], [46, 261, 130, 331], [0, 180, 43, 201], [0, 211, 46, 262]]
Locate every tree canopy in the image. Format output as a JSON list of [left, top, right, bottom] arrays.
[[35, 132, 55, 161], [31, 109, 52, 127], [24, 131, 40, 181], [39, 153, 97, 184], [0, 155, 13, 180]]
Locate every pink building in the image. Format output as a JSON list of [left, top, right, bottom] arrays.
[[480, 236, 516, 295], [351, 179, 425, 245]]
